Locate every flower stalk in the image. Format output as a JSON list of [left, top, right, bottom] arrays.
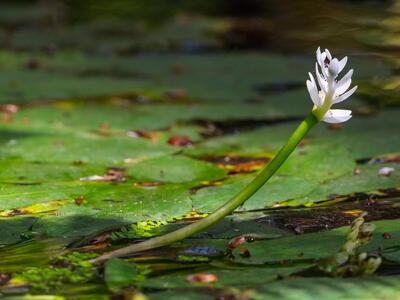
[[92, 113, 318, 264], [91, 47, 356, 264]]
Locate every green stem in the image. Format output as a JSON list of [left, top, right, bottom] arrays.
[[92, 113, 318, 264]]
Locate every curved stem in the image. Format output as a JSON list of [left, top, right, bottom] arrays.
[[92, 113, 318, 264]]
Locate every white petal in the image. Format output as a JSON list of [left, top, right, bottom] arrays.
[[325, 49, 332, 60], [322, 109, 352, 123], [335, 69, 353, 93], [315, 63, 327, 93], [333, 85, 357, 104], [337, 56, 347, 74], [308, 72, 315, 85], [320, 52, 327, 67], [334, 70, 353, 98], [306, 78, 322, 107], [316, 47, 323, 67], [334, 78, 352, 98], [328, 58, 340, 76]]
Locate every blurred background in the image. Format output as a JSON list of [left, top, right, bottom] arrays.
[[0, 0, 399, 106]]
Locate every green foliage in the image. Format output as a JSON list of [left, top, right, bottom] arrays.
[[13, 252, 97, 292], [111, 220, 169, 240], [104, 258, 150, 291], [254, 276, 400, 300]]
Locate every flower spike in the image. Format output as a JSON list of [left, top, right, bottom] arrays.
[[306, 47, 357, 123]]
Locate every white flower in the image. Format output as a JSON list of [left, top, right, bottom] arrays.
[[306, 47, 357, 123]]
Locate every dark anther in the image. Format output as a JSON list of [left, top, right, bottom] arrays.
[[324, 57, 330, 67]]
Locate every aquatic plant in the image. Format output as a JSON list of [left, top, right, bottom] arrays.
[[92, 47, 357, 263]]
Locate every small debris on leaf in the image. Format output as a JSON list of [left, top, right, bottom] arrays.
[[124, 158, 138, 164], [80, 175, 104, 181], [186, 273, 218, 283], [378, 167, 394, 176], [97, 122, 110, 136], [0, 272, 12, 285], [228, 235, 248, 250], [0, 104, 19, 123], [53, 140, 65, 146], [382, 232, 391, 239], [171, 63, 185, 75], [99, 122, 109, 130], [0, 104, 19, 114], [134, 181, 162, 188], [201, 155, 268, 174], [127, 130, 158, 141], [25, 58, 44, 70], [366, 196, 376, 206], [353, 167, 361, 175], [164, 88, 187, 101], [80, 168, 126, 182], [239, 248, 251, 257], [167, 135, 193, 147], [73, 160, 83, 166], [104, 167, 126, 182], [298, 138, 310, 148], [74, 196, 85, 206], [22, 117, 30, 125]]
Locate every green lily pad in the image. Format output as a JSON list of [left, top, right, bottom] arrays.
[[232, 219, 400, 264], [127, 155, 226, 183], [254, 276, 400, 300]]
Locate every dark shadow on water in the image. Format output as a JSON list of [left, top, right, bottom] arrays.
[[0, 129, 43, 145]]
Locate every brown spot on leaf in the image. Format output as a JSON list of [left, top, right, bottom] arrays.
[[171, 63, 185, 75], [189, 179, 225, 194], [201, 155, 268, 174], [25, 58, 44, 70], [0, 104, 19, 114], [167, 135, 193, 147], [0, 112, 13, 123], [228, 235, 248, 250], [103, 167, 126, 182], [80, 167, 126, 182], [186, 273, 218, 283], [73, 160, 83, 166], [0, 104, 18, 123], [239, 248, 251, 257], [298, 138, 310, 148], [22, 117, 30, 125], [53, 140, 64, 146], [127, 130, 158, 141], [164, 88, 187, 101], [0, 272, 12, 285], [134, 181, 163, 188], [382, 232, 392, 239], [74, 196, 85, 206]]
